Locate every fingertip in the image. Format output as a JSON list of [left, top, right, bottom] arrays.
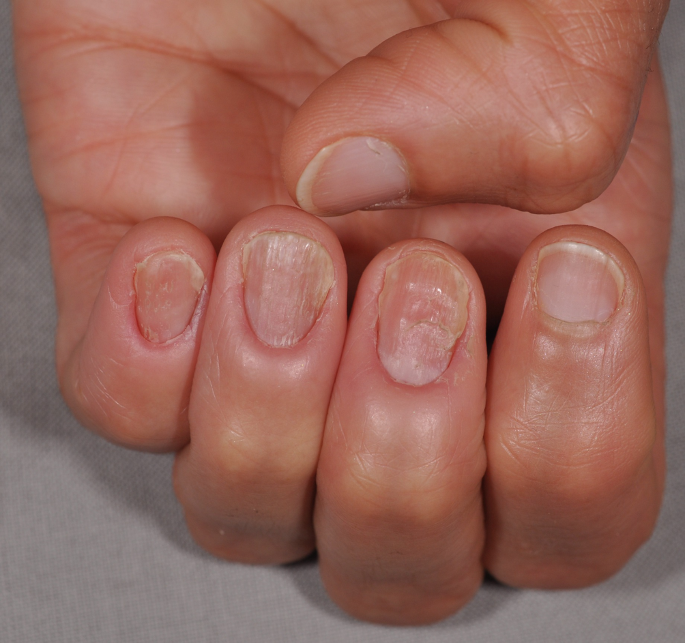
[[484, 224, 660, 588], [62, 217, 216, 451], [314, 238, 488, 624]]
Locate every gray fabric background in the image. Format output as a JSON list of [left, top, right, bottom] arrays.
[[1, 2, 684, 641]]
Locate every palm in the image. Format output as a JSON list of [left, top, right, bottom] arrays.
[[15, 0, 670, 386]]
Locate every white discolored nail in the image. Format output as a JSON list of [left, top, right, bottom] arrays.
[[378, 252, 469, 386]]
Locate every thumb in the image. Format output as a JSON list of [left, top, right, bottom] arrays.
[[282, 0, 667, 217]]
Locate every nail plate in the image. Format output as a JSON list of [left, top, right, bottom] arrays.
[[378, 252, 469, 386], [296, 137, 410, 216], [135, 251, 205, 343], [537, 242, 624, 323], [243, 232, 334, 347]]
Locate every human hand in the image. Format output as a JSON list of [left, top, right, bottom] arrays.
[[13, 0, 671, 624]]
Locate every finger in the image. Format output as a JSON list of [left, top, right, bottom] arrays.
[[314, 240, 488, 625], [173, 206, 347, 565], [282, 0, 667, 216], [483, 225, 662, 588], [58, 217, 216, 451]]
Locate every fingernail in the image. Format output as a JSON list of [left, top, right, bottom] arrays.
[[296, 137, 410, 216], [134, 251, 205, 343], [378, 252, 469, 386], [243, 232, 335, 347], [537, 242, 624, 323]]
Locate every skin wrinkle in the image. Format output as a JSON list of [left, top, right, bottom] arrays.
[[202, 356, 223, 419], [46, 121, 201, 168], [26, 24, 317, 111], [19, 36, 127, 76], [253, 0, 341, 71], [215, 419, 291, 473], [510, 11, 641, 150], [35, 72, 292, 221], [498, 423, 630, 490], [555, 19, 644, 62], [511, 48, 618, 156], [28, 45, 301, 220], [553, 4, 662, 58], [506, 368, 643, 471], [360, 428, 448, 479], [433, 1, 510, 41], [351, 426, 474, 495], [368, 34, 501, 131], [353, 17, 624, 210], [78, 355, 129, 427], [406, 0, 451, 25], [342, 464, 450, 531]]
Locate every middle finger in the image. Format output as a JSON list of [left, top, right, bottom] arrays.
[[315, 239, 488, 624]]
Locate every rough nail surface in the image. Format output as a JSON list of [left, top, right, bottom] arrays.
[[135, 251, 205, 343], [537, 242, 624, 323], [243, 232, 334, 347], [296, 137, 409, 216], [378, 252, 469, 386]]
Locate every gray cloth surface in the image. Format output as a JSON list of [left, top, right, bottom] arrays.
[[1, 2, 684, 641]]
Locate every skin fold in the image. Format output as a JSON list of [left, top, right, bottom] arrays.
[[12, 0, 672, 625]]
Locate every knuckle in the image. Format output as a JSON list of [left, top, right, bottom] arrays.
[[337, 456, 468, 533]]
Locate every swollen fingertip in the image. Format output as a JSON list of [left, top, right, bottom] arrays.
[[378, 252, 469, 386], [296, 137, 409, 216], [243, 231, 335, 348], [134, 250, 205, 343], [536, 241, 624, 324]]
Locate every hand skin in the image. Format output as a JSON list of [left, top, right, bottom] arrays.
[[13, 0, 671, 625]]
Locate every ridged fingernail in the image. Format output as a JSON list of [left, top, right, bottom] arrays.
[[378, 252, 469, 386], [243, 232, 334, 347], [296, 137, 410, 216], [537, 242, 624, 323], [134, 251, 205, 343]]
